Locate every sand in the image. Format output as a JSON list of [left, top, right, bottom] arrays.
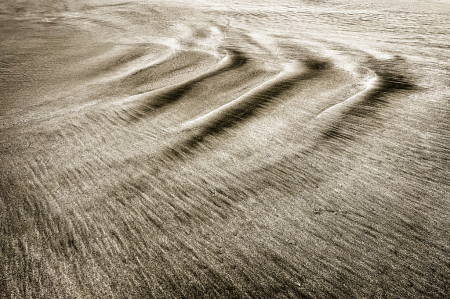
[[1, 0, 449, 298]]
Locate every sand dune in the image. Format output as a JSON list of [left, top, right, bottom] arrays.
[[1, 0, 449, 298]]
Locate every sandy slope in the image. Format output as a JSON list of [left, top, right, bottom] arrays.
[[1, 0, 450, 298]]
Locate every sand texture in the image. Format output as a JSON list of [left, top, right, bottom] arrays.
[[1, 0, 450, 298]]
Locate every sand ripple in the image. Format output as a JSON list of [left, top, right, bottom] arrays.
[[1, 1, 450, 298]]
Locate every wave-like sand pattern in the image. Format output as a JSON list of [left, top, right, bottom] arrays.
[[1, 1, 450, 298], [118, 49, 248, 119], [171, 59, 329, 154]]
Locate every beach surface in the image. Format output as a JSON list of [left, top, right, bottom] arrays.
[[1, 0, 450, 298]]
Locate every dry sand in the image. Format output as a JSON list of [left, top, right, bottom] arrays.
[[1, 0, 449, 298]]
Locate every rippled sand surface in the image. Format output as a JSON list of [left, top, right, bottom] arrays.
[[1, 0, 450, 298]]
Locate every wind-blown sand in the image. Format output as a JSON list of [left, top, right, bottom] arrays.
[[1, 0, 449, 298]]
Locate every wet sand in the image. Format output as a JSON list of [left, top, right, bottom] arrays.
[[1, 0, 450, 298]]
